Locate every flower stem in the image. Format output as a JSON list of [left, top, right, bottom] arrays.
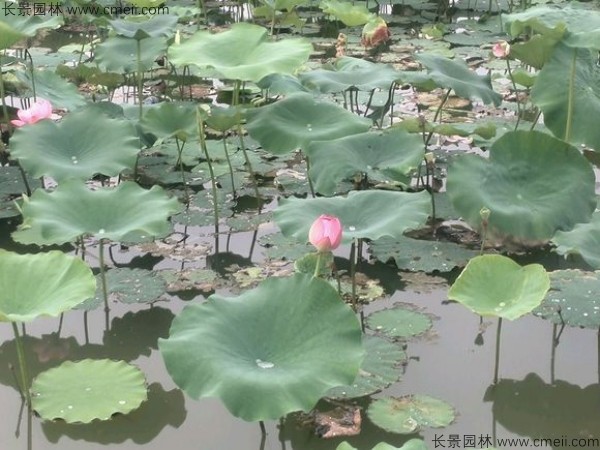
[[222, 137, 236, 196], [198, 111, 220, 236], [98, 238, 110, 315], [493, 317, 502, 384], [505, 58, 521, 131], [11, 322, 32, 408], [313, 252, 322, 278], [349, 240, 357, 311]]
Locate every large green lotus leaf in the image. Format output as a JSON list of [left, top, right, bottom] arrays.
[[366, 303, 433, 339], [447, 130, 595, 241], [326, 335, 406, 399], [14, 70, 86, 111], [531, 43, 600, 151], [319, 0, 374, 26], [337, 440, 429, 450], [367, 395, 455, 434], [305, 128, 423, 195], [95, 36, 168, 73], [448, 255, 550, 321], [169, 23, 312, 83], [416, 53, 502, 106], [0, 8, 63, 49], [0, 250, 96, 323], [370, 236, 479, 272], [274, 190, 431, 244], [140, 102, 198, 143], [533, 270, 600, 329], [299, 58, 400, 93], [12, 181, 181, 245], [245, 93, 372, 154], [109, 14, 178, 40], [552, 212, 600, 268], [32, 359, 147, 423], [159, 274, 363, 421], [9, 109, 139, 182]]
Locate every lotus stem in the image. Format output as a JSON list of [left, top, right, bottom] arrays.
[[305, 155, 316, 198], [313, 252, 322, 278], [222, 137, 236, 196], [259, 420, 266, 435], [175, 138, 190, 203], [198, 112, 220, 237], [98, 238, 110, 319], [565, 49, 577, 143], [424, 88, 452, 147], [136, 39, 143, 120], [0, 61, 10, 129], [25, 50, 36, 101], [11, 322, 32, 408], [350, 240, 357, 312], [505, 58, 521, 131], [551, 323, 557, 384], [493, 317, 502, 384], [16, 163, 32, 197]]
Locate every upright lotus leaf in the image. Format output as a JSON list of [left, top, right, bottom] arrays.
[[15, 70, 86, 111], [9, 108, 139, 182], [552, 212, 600, 268], [416, 53, 502, 106], [109, 14, 178, 40], [299, 57, 400, 93], [0, 7, 63, 49], [94, 36, 169, 73], [305, 128, 424, 195], [140, 102, 199, 143], [246, 93, 372, 154], [447, 131, 595, 242], [319, 0, 374, 26], [12, 181, 181, 246], [32, 359, 147, 423], [169, 23, 312, 83], [0, 250, 96, 323], [534, 270, 600, 329], [274, 190, 431, 244], [159, 274, 363, 421], [448, 255, 550, 321], [531, 43, 600, 151], [367, 395, 455, 434]]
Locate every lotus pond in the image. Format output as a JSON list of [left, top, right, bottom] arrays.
[[2, 0, 600, 449]]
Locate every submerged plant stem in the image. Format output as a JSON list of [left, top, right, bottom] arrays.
[[198, 113, 220, 236], [565, 49, 578, 143], [11, 322, 32, 408], [493, 317, 502, 384]]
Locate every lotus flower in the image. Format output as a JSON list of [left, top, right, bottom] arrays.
[[361, 17, 391, 48], [492, 41, 510, 58], [11, 99, 53, 127], [309, 215, 342, 252]]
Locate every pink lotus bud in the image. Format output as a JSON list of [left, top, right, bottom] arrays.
[[308, 215, 342, 252], [492, 41, 510, 58], [11, 99, 53, 127]]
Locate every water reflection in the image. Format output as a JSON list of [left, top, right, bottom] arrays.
[[485, 373, 600, 449]]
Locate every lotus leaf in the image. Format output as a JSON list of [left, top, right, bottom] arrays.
[[140, 102, 199, 143], [274, 190, 431, 244], [305, 128, 424, 195], [14, 70, 86, 111], [533, 270, 600, 329], [169, 23, 312, 83], [95, 36, 169, 73], [448, 255, 550, 320], [12, 181, 181, 245], [337, 440, 428, 450], [32, 359, 147, 423], [319, 0, 374, 26], [552, 212, 600, 268], [0, 250, 96, 322], [0, 8, 62, 49], [367, 395, 455, 434], [366, 303, 433, 339], [326, 335, 407, 399], [416, 53, 502, 106], [9, 108, 139, 182], [531, 42, 600, 151], [159, 274, 363, 421], [109, 14, 178, 40], [447, 131, 595, 241], [246, 93, 372, 154]]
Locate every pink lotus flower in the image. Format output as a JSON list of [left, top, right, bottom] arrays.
[[361, 17, 391, 48], [309, 215, 343, 252], [492, 41, 510, 58], [11, 99, 53, 127]]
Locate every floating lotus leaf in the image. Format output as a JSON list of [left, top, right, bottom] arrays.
[[299, 57, 400, 93], [305, 129, 423, 196], [95, 36, 169, 73], [140, 102, 199, 143], [109, 14, 178, 40], [531, 42, 600, 151], [370, 236, 479, 272], [159, 274, 363, 421], [246, 93, 372, 154], [337, 439, 429, 450], [169, 23, 312, 83], [533, 270, 600, 329], [32, 359, 147, 423], [12, 181, 181, 245], [319, 0, 374, 26], [10, 109, 139, 182], [326, 335, 407, 399], [552, 212, 600, 268], [0, 9, 62, 49], [259, 233, 313, 260], [416, 53, 502, 106], [0, 166, 40, 195], [274, 190, 431, 244], [366, 303, 433, 339], [447, 131, 595, 241], [367, 395, 455, 434], [448, 255, 550, 320], [0, 250, 96, 322]]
